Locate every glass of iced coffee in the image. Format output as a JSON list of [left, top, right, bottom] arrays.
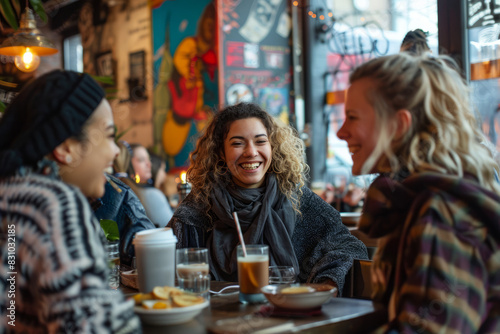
[[237, 244, 269, 304]]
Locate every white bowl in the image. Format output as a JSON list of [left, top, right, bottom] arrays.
[[261, 284, 337, 310], [340, 212, 361, 225], [134, 299, 209, 325]]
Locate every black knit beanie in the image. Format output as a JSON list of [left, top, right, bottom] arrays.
[[0, 70, 105, 176]]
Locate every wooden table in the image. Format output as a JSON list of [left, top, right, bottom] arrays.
[[123, 281, 386, 333]]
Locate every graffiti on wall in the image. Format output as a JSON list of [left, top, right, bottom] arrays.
[[218, 0, 292, 124]]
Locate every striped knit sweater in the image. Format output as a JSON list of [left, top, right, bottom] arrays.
[[0, 172, 140, 333], [359, 172, 500, 334]]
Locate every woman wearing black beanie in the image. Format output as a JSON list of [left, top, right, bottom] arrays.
[[0, 70, 140, 333]]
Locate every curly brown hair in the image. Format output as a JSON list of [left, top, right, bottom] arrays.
[[187, 103, 309, 216]]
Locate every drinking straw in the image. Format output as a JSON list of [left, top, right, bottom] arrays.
[[232, 212, 247, 257], [105, 174, 122, 193]]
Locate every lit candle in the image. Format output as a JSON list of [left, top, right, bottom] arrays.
[[177, 171, 192, 203]]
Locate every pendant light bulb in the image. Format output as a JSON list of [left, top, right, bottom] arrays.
[[14, 47, 40, 72]]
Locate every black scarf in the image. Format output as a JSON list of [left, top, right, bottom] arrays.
[[208, 174, 299, 281]]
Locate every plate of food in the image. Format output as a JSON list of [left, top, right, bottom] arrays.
[[261, 283, 337, 310], [132, 286, 209, 325]]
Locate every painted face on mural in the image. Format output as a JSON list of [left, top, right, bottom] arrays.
[[201, 16, 215, 44]]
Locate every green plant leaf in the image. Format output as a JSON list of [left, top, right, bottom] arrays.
[[0, 0, 19, 30], [115, 125, 133, 142], [99, 219, 120, 241], [11, 0, 20, 19], [91, 75, 115, 85], [29, 0, 47, 22]]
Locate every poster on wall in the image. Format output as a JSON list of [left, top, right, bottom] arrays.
[[218, 0, 292, 124], [467, 0, 500, 28], [152, 0, 218, 171]]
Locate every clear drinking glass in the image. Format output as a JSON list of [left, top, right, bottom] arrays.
[[268, 266, 296, 285], [237, 245, 269, 304], [325, 165, 352, 211], [105, 240, 120, 289], [176, 248, 209, 279], [177, 274, 211, 299]]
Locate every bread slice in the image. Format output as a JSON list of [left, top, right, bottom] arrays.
[[172, 294, 205, 307], [152, 286, 183, 300]]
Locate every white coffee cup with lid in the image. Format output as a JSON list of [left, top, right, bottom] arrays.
[[133, 227, 178, 292]]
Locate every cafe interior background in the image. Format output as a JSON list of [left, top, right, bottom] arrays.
[[0, 0, 498, 206]]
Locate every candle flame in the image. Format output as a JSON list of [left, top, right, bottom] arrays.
[[180, 171, 187, 183]]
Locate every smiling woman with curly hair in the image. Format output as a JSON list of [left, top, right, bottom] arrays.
[[168, 102, 368, 293]]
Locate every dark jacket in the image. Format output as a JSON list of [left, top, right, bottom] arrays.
[[93, 175, 155, 267]]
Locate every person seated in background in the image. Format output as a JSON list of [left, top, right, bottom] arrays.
[[92, 172, 155, 269], [400, 28, 430, 54], [321, 181, 365, 212], [337, 53, 500, 332], [149, 150, 169, 199], [113, 140, 141, 189], [129, 143, 174, 227], [167, 102, 368, 295], [0, 70, 139, 332]]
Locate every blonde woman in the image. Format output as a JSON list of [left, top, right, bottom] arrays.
[[337, 53, 500, 333], [168, 102, 368, 294]]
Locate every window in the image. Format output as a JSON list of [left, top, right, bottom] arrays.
[[63, 34, 83, 72]]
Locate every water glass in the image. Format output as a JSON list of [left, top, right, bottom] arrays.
[[269, 266, 296, 284], [177, 274, 210, 299], [105, 240, 120, 289], [176, 248, 209, 279]]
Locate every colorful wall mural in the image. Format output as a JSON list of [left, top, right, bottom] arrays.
[[152, 0, 218, 172]]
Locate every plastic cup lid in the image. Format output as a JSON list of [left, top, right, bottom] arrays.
[[133, 227, 178, 245]]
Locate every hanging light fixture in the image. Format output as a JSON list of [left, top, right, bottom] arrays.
[[0, 5, 58, 72]]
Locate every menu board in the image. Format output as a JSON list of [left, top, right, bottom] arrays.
[[468, 0, 500, 28], [217, 0, 292, 122]]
